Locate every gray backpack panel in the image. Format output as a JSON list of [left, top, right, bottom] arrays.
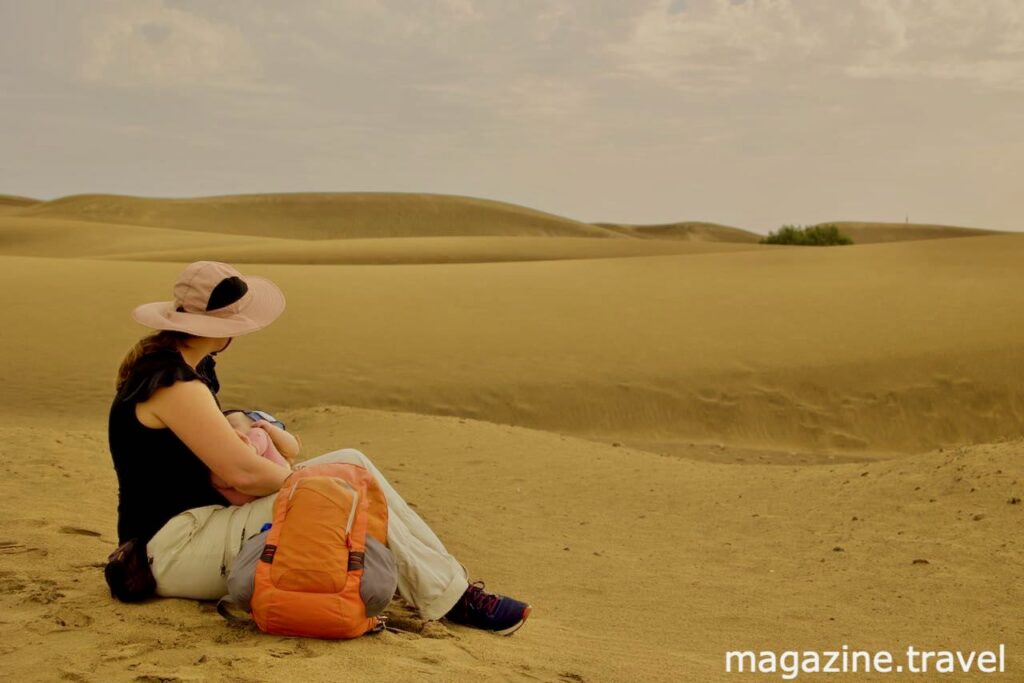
[[226, 529, 268, 611], [360, 536, 398, 617]]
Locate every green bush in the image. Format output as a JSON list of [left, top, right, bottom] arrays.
[[760, 224, 853, 246]]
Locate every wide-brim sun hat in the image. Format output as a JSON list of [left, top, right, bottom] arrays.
[[131, 261, 286, 337]]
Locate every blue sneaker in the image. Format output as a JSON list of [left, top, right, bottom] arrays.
[[444, 581, 531, 636]]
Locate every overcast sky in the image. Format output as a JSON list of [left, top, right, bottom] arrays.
[[1, 0, 1022, 232]]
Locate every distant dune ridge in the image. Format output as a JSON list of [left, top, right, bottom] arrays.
[[0, 193, 42, 210], [5, 191, 1006, 243], [0, 190, 1021, 681], [823, 221, 1003, 243], [14, 192, 621, 240], [595, 220, 762, 243]]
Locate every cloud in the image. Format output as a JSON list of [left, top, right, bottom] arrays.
[[78, 0, 270, 91], [604, 0, 1024, 93], [246, 1, 624, 127], [845, 0, 1024, 90], [605, 0, 822, 92], [413, 73, 592, 124]]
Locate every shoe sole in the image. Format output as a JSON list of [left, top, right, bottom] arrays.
[[494, 605, 531, 636]]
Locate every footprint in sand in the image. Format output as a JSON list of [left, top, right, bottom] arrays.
[[24, 607, 94, 634], [28, 579, 65, 604], [0, 571, 27, 592], [1, 570, 65, 603], [257, 640, 317, 660], [51, 608, 94, 629], [101, 642, 159, 662], [0, 540, 47, 556], [59, 526, 103, 538]]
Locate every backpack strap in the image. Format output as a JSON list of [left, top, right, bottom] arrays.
[[216, 596, 253, 623]]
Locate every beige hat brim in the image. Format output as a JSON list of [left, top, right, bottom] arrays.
[[131, 275, 286, 337]]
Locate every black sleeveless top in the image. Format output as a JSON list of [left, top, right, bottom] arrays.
[[108, 348, 229, 545]]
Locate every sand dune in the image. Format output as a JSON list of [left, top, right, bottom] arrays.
[[8, 192, 1007, 248], [4, 233, 1023, 455], [14, 192, 622, 240], [0, 193, 1021, 681], [0, 194, 41, 214], [597, 220, 762, 243], [0, 215, 761, 264], [0, 193, 40, 206], [0, 215, 265, 259], [821, 221, 1003, 243], [98, 237, 758, 266]]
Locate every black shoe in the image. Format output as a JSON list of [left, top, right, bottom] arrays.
[[444, 581, 531, 636]]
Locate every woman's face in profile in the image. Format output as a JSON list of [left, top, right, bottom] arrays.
[[213, 337, 233, 355]]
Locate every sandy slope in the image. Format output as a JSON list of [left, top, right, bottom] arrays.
[[3, 233, 1023, 455], [0, 195, 1021, 681], [0, 409, 1020, 682]]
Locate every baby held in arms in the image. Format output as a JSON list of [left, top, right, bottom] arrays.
[[213, 409, 301, 505]]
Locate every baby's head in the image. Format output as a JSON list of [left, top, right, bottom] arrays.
[[223, 408, 287, 434], [223, 409, 255, 435]]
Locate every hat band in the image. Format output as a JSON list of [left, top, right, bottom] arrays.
[[175, 276, 250, 314], [207, 276, 248, 311]]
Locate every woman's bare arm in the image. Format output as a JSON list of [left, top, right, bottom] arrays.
[[148, 380, 290, 497]]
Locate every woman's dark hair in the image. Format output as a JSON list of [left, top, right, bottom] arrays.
[[115, 330, 194, 392]]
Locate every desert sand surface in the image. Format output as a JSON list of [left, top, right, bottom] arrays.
[[0, 193, 1021, 682]]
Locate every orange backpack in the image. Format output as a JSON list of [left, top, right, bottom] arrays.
[[219, 462, 397, 639]]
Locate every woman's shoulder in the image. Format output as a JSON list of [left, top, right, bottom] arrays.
[[115, 349, 215, 405]]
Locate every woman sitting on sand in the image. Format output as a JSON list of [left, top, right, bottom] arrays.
[[107, 260, 530, 635]]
